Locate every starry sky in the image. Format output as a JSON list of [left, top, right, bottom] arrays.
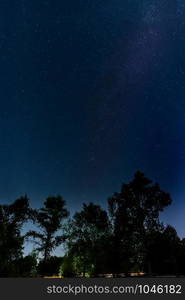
[[0, 0, 185, 243]]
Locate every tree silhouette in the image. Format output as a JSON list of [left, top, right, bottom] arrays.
[[59, 254, 76, 277], [37, 256, 63, 277], [177, 238, 185, 276], [66, 203, 110, 277], [146, 225, 181, 275], [27, 195, 69, 262], [108, 171, 172, 276], [16, 253, 37, 277], [0, 196, 30, 276], [1, 171, 185, 278]]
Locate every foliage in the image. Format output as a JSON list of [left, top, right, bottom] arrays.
[[146, 225, 184, 275], [59, 254, 76, 277], [26, 195, 69, 262], [0, 196, 30, 277], [16, 253, 38, 277], [1, 172, 185, 277], [108, 171, 172, 275], [37, 256, 63, 277], [66, 203, 110, 276]]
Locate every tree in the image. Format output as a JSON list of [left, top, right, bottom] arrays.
[[0, 196, 30, 276], [108, 171, 172, 276], [37, 256, 63, 277], [17, 253, 38, 277], [27, 195, 69, 262], [59, 254, 76, 278], [177, 238, 185, 276], [146, 225, 181, 275], [66, 203, 110, 277]]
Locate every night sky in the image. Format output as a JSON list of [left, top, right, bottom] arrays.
[[0, 0, 185, 243]]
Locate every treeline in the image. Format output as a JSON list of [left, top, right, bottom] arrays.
[[0, 171, 185, 277]]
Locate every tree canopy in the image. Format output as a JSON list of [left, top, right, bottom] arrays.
[[0, 196, 30, 276], [0, 171, 185, 277], [26, 195, 69, 261], [108, 171, 172, 275]]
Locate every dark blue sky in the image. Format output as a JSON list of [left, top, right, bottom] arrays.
[[0, 0, 185, 244]]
